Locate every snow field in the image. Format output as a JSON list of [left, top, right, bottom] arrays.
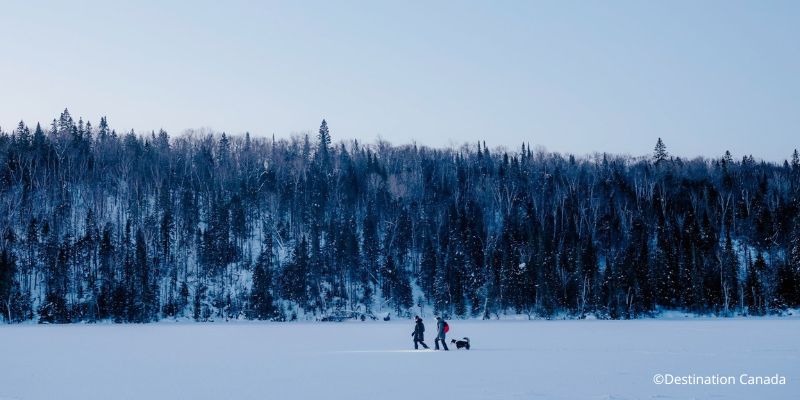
[[0, 318, 797, 400]]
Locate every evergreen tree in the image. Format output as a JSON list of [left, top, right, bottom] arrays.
[[250, 237, 276, 320], [775, 261, 799, 309], [281, 236, 309, 308], [419, 234, 437, 299], [0, 250, 16, 322], [433, 250, 450, 315], [133, 229, 154, 322], [97, 225, 115, 320], [653, 138, 668, 164], [317, 119, 331, 154], [393, 261, 413, 315], [745, 253, 767, 315]]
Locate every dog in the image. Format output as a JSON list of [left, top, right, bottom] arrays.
[[450, 337, 470, 350]]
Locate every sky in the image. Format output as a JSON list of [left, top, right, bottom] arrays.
[[1, 0, 798, 161]]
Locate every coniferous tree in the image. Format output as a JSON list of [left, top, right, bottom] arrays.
[[0, 250, 17, 322], [392, 260, 413, 315], [653, 138, 668, 165], [745, 253, 767, 315], [419, 234, 437, 300], [133, 229, 154, 322], [281, 236, 310, 308], [317, 119, 331, 154], [775, 261, 799, 309], [250, 240, 276, 320]]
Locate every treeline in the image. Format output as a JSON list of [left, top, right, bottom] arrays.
[[0, 109, 799, 323]]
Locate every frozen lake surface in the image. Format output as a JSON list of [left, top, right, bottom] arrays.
[[0, 318, 797, 400]]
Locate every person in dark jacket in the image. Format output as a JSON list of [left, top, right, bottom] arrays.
[[434, 316, 449, 350], [412, 316, 429, 349]]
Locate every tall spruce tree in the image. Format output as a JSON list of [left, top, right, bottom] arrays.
[[653, 138, 668, 164]]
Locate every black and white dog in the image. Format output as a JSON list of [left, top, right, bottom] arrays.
[[450, 337, 470, 350]]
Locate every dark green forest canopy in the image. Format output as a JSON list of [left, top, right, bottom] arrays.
[[1, 110, 799, 323]]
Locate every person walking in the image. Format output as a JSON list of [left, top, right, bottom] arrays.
[[434, 316, 449, 351], [411, 315, 429, 349]]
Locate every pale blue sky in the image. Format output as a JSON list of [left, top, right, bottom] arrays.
[[1, 1, 798, 160]]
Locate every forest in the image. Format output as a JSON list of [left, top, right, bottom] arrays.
[[0, 109, 798, 323]]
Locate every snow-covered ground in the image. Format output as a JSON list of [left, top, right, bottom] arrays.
[[0, 318, 797, 400]]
